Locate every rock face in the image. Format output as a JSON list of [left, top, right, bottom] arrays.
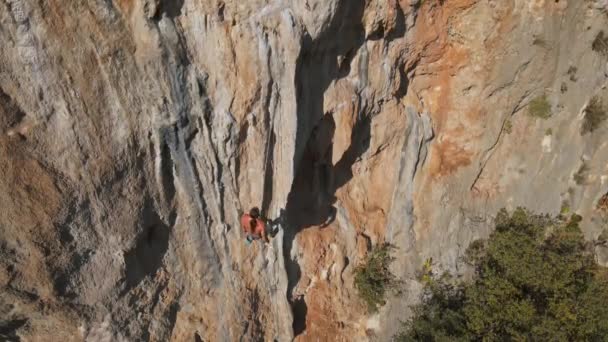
[[1, 0, 607, 340]]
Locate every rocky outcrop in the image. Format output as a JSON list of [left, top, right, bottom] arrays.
[[1, 0, 607, 341]]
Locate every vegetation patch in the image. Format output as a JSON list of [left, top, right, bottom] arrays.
[[581, 96, 607, 134], [592, 31, 608, 57], [354, 243, 400, 312], [598, 192, 608, 213], [503, 119, 512, 134], [567, 66, 578, 82], [397, 208, 608, 341], [560, 200, 570, 215], [528, 94, 552, 119], [463, 239, 485, 266], [598, 229, 608, 245], [574, 161, 590, 185], [532, 37, 548, 48], [545, 128, 553, 136]]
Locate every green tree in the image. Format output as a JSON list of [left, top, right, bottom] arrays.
[[398, 208, 608, 341]]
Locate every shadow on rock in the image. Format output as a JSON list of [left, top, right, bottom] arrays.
[[123, 198, 172, 292], [282, 0, 371, 336]]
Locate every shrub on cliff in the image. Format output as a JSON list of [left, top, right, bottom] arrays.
[[592, 31, 608, 57], [528, 94, 552, 119], [581, 96, 607, 134], [396, 208, 608, 341], [354, 243, 400, 312]]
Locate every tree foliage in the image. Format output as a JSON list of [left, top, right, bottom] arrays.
[[354, 243, 399, 312], [397, 208, 608, 341]]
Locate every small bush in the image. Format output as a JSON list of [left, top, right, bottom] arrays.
[[567, 66, 578, 82], [354, 243, 399, 312], [528, 94, 552, 119], [545, 128, 553, 135], [574, 161, 589, 185], [560, 200, 570, 216], [598, 193, 608, 213], [532, 37, 547, 47], [592, 31, 608, 57], [598, 229, 608, 245], [416, 258, 433, 283], [582, 96, 607, 134], [503, 120, 513, 134]]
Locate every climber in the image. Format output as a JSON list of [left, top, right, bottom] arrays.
[[240, 207, 283, 244]]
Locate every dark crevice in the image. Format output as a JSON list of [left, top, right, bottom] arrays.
[[6, 285, 39, 302], [338, 48, 358, 77], [159, 127, 177, 207], [53, 249, 93, 300], [285, 2, 369, 334], [292, 296, 307, 336], [241, 289, 265, 340], [234, 120, 249, 195], [385, 6, 407, 42], [592, 31, 608, 57], [166, 302, 180, 339], [0, 86, 26, 132], [47, 196, 93, 300], [56, 199, 91, 247], [153, 0, 185, 21], [394, 64, 410, 99], [217, 2, 225, 22], [0, 318, 27, 342], [367, 23, 385, 41], [283, 112, 372, 337], [259, 36, 277, 217], [122, 198, 170, 293], [184, 126, 199, 150], [292, 0, 366, 166], [260, 129, 276, 218]]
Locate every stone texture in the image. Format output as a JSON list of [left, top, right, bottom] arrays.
[[0, 0, 607, 341]]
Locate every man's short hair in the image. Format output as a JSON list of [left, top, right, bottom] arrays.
[[249, 207, 260, 218]]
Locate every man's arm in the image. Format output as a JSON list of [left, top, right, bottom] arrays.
[[261, 229, 269, 243]]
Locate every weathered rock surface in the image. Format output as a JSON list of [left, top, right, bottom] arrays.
[[1, 0, 607, 341]]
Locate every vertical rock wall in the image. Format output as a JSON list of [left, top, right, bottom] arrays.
[[1, 0, 607, 341]]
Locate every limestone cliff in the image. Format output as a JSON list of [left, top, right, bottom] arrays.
[[1, 0, 607, 341]]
